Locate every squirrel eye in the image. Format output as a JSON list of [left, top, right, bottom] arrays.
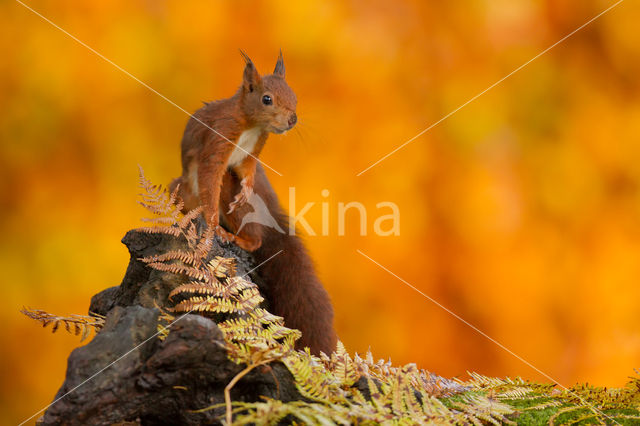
[[262, 95, 272, 105]]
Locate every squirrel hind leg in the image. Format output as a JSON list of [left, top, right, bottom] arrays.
[[169, 176, 200, 214]]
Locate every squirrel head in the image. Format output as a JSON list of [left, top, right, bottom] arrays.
[[239, 50, 297, 134]]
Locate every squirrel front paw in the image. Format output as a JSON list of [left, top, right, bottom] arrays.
[[213, 224, 236, 243], [205, 214, 235, 243], [227, 178, 253, 214], [234, 235, 262, 252]]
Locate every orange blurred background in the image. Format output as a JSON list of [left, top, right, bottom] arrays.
[[2, 0, 640, 423]]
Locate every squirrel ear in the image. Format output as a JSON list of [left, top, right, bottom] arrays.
[[274, 49, 285, 78], [240, 50, 261, 92]]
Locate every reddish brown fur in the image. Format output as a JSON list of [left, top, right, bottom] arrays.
[[170, 53, 337, 355], [220, 165, 337, 354]]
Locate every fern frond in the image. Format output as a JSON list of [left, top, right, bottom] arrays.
[[140, 216, 181, 225], [203, 400, 353, 426], [135, 225, 183, 237], [465, 371, 509, 389], [137, 166, 183, 227], [329, 341, 359, 387], [177, 207, 203, 230], [453, 394, 514, 425], [231, 287, 263, 313], [145, 262, 207, 281], [168, 281, 222, 300], [249, 308, 285, 325], [140, 250, 200, 266], [21, 307, 104, 342], [365, 375, 387, 412], [497, 386, 536, 399], [170, 290, 261, 315], [283, 349, 334, 402], [183, 222, 200, 248], [189, 224, 212, 258], [217, 277, 258, 305], [263, 321, 300, 341], [208, 256, 237, 278]]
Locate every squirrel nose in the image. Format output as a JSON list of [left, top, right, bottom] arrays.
[[288, 113, 297, 127]]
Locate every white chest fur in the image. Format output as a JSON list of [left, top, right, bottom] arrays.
[[228, 127, 262, 167]]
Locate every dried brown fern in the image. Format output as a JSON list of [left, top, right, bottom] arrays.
[[168, 281, 221, 299], [177, 207, 204, 231], [135, 171, 224, 288], [136, 167, 206, 244], [170, 287, 263, 315], [140, 250, 201, 266], [21, 307, 105, 342], [145, 262, 208, 281], [207, 256, 237, 277], [137, 166, 183, 224]]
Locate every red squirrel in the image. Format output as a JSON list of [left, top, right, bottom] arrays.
[[169, 51, 337, 355]]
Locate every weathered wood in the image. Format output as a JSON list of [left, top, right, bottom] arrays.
[[41, 229, 298, 426]]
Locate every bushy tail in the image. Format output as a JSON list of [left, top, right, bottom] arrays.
[[256, 225, 337, 354], [251, 166, 337, 355]]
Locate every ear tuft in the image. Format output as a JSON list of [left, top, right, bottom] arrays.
[[239, 49, 252, 64], [239, 50, 261, 91], [274, 49, 285, 78]]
